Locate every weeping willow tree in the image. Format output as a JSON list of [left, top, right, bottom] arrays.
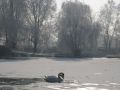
[[57, 1, 101, 56]]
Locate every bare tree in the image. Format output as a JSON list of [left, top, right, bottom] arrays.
[[27, 0, 56, 53], [99, 0, 120, 52], [99, 0, 120, 53], [112, 3, 120, 50], [0, 0, 27, 49]]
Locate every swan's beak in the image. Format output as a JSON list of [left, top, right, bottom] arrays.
[[59, 76, 64, 80]]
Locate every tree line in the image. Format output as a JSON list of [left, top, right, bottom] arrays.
[[0, 0, 120, 57]]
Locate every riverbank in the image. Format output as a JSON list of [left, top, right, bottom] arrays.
[[0, 46, 120, 59]]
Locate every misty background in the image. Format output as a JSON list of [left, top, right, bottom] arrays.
[[0, 0, 120, 57]]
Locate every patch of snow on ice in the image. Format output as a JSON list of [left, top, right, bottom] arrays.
[[81, 83, 99, 86], [69, 83, 80, 86], [94, 73, 103, 75]]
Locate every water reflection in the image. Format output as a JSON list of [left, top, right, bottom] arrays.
[[0, 82, 120, 90], [46, 82, 120, 90], [46, 85, 109, 90]]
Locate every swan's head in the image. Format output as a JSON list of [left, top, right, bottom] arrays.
[[58, 72, 64, 80]]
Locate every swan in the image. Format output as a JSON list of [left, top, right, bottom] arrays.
[[45, 72, 64, 83]]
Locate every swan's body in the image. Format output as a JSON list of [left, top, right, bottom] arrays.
[[45, 72, 64, 83]]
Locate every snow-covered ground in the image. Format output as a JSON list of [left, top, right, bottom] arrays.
[[0, 57, 120, 90]]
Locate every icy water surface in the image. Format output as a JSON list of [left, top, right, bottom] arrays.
[[0, 57, 120, 90]]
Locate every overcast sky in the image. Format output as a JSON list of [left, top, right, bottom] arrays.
[[56, 0, 120, 13]]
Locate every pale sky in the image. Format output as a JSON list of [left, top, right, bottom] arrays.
[[56, 0, 120, 13]]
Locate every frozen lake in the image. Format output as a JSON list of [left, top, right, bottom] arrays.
[[0, 57, 120, 90]]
